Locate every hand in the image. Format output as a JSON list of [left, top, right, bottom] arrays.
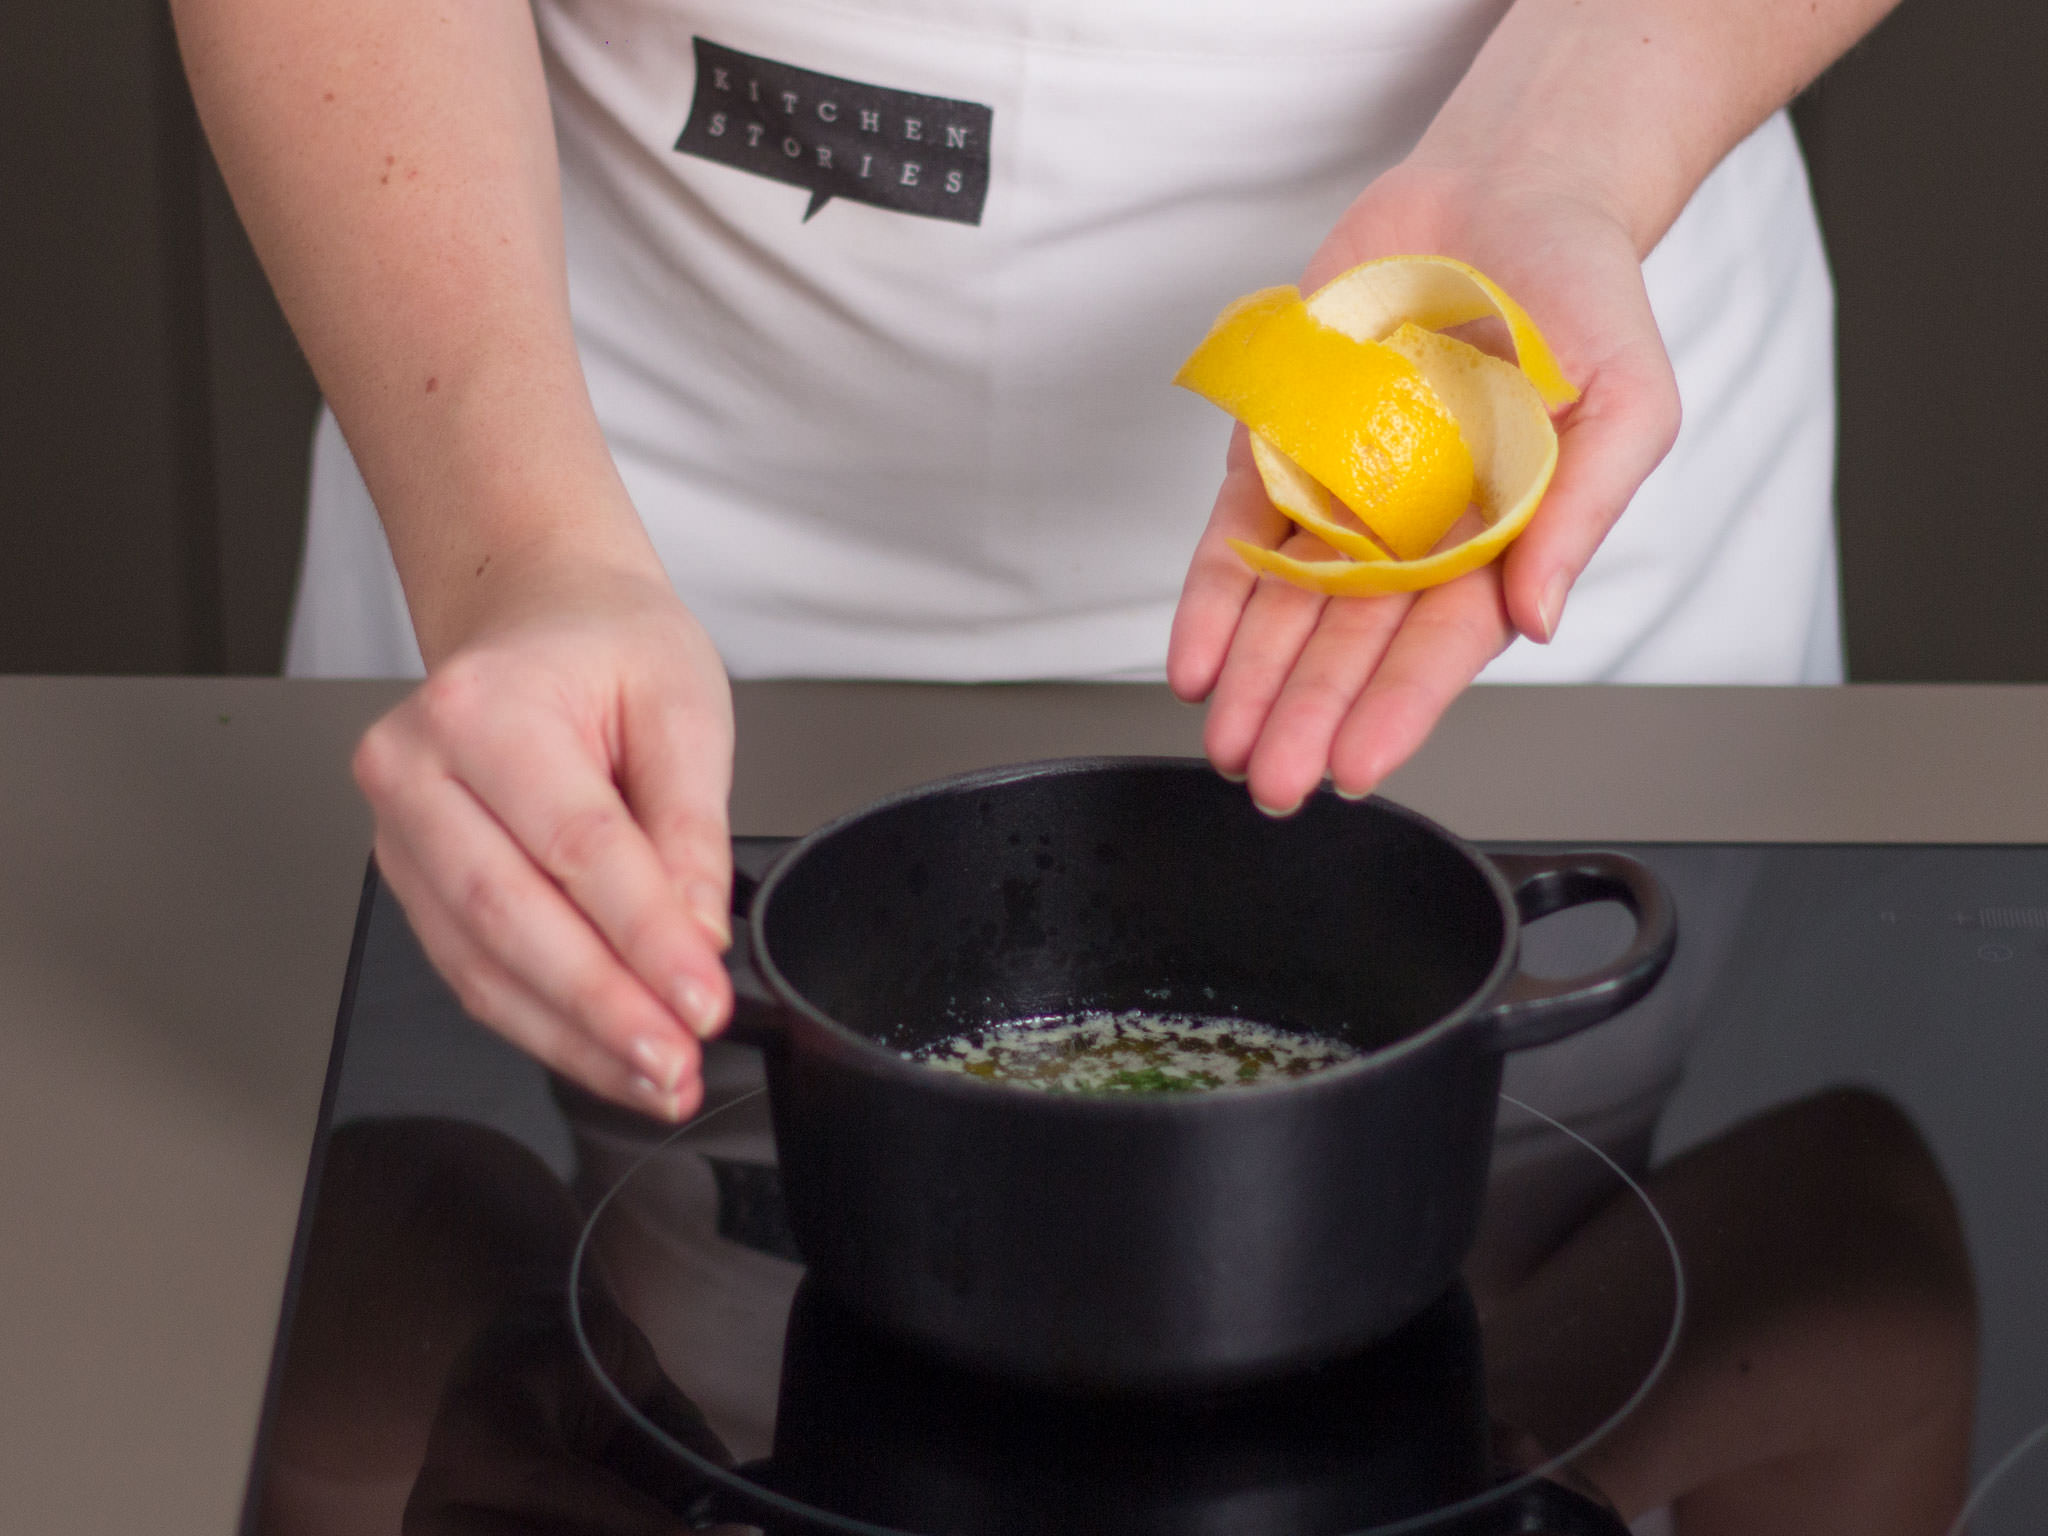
[[352, 550, 735, 1121], [1167, 159, 1681, 814]]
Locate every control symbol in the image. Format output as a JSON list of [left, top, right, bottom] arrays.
[[1978, 943, 2015, 963]]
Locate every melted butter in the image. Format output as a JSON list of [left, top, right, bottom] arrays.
[[909, 1011, 1359, 1093]]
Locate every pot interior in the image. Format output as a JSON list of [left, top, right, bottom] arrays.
[[757, 761, 1506, 1060]]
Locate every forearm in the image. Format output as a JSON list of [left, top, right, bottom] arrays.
[[1416, 0, 1900, 254], [170, 0, 658, 663]]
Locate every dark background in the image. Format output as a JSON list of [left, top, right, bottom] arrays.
[[2, 1, 2041, 678]]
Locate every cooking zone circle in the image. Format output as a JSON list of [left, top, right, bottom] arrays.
[[568, 1089, 1685, 1536]]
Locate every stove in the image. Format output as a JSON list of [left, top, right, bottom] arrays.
[[242, 836, 2048, 1535]]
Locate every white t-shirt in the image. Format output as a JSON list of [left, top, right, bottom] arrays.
[[285, 0, 1841, 686]]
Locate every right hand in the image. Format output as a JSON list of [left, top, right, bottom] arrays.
[[352, 550, 736, 1121], [1168, 159, 1680, 815]]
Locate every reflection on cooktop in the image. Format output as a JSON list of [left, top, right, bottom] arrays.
[[559, 1087, 1670, 1536], [247, 843, 2048, 1535]]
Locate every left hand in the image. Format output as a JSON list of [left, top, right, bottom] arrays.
[[1166, 157, 1681, 814]]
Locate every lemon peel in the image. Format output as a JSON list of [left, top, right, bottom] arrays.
[[1246, 434, 1393, 563], [1175, 292, 1474, 560], [1305, 254, 1579, 410], [1175, 255, 1574, 597], [1228, 324, 1557, 595]]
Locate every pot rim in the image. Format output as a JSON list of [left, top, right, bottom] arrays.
[[745, 754, 1524, 1111]]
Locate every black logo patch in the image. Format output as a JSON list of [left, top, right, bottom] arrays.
[[675, 38, 992, 225]]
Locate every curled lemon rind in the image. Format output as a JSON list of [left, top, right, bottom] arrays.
[[1177, 295, 1474, 559], [1304, 254, 1579, 410], [1247, 434, 1393, 563], [1174, 255, 1575, 595], [1230, 327, 1557, 596], [1171, 284, 1299, 377]]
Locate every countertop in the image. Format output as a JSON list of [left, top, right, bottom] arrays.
[[3, 677, 2046, 1535]]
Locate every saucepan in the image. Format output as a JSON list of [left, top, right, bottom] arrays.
[[724, 756, 1674, 1393]]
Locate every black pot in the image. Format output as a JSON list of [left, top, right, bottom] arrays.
[[731, 757, 1674, 1393]]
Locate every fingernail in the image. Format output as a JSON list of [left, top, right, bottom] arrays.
[[1253, 797, 1302, 819], [674, 977, 718, 1038], [631, 1035, 687, 1093], [1536, 573, 1571, 643], [1334, 783, 1372, 802], [1216, 768, 1248, 785], [686, 881, 732, 948], [633, 1074, 682, 1119]]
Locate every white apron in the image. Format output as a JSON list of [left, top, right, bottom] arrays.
[[287, 0, 1841, 686]]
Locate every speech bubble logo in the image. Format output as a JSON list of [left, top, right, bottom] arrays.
[[675, 38, 993, 227]]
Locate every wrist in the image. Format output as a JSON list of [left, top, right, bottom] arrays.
[[406, 488, 671, 666], [344, 354, 669, 666], [1404, 0, 1750, 259], [1403, 117, 1671, 263]]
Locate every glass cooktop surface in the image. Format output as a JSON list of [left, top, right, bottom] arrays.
[[562, 1083, 1673, 1536], [243, 838, 2048, 1536]]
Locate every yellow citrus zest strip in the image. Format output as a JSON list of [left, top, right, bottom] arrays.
[[1304, 254, 1579, 409], [1247, 434, 1393, 563], [1174, 255, 1579, 597], [1176, 293, 1475, 559], [1178, 284, 1299, 368], [1226, 326, 1557, 595]]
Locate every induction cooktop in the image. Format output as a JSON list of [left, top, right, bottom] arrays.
[[240, 837, 2048, 1536]]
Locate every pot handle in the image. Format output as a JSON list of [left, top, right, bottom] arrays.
[[722, 867, 786, 1051], [1481, 850, 1677, 1055]]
